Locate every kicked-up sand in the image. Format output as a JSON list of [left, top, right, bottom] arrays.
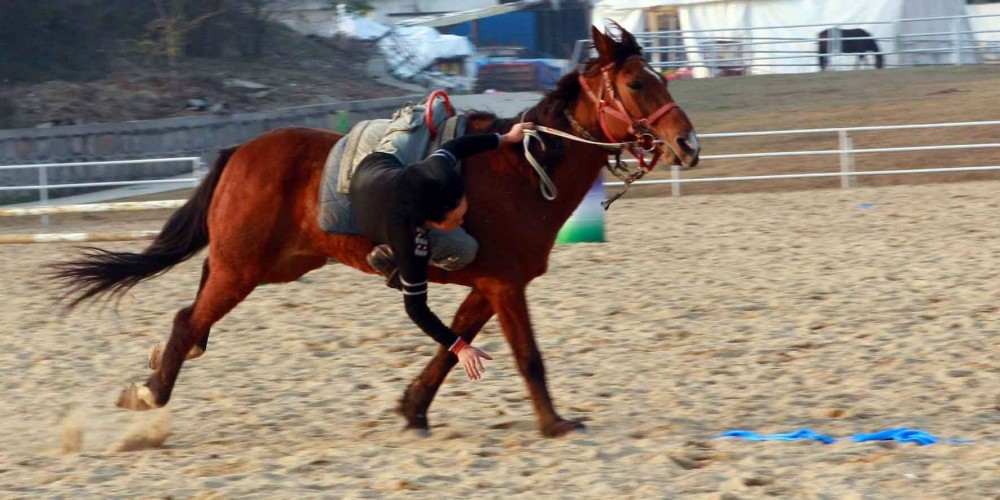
[[0, 182, 997, 498]]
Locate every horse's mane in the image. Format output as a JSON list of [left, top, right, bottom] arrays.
[[463, 70, 582, 135], [464, 22, 642, 134], [459, 72, 583, 174]]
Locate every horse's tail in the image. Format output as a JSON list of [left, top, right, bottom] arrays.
[[51, 146, 238, 309]]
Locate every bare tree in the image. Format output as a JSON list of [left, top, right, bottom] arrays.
[[138, 0, 217, 67]]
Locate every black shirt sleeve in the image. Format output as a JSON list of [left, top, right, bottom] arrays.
[[387, 222, 460, 350], [429, 133, 502, 165]]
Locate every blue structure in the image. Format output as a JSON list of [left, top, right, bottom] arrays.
[[440, 2, 588, 60], [448, 12, 538, 55]]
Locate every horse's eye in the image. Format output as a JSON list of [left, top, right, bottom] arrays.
[[627, 80, 643, 91]]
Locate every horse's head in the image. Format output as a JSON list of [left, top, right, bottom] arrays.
[[579, 24, 700, 169]]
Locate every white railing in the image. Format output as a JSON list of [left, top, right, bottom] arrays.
[[0, 157, 202, 224], [576, 13, 1000, 74], [0, 200, 187, 217], [605, 120, 1000, 196]]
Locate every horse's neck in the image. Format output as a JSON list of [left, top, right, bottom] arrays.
[[545, 143, 608, 223], [536, 102, 611, 227], [465, 102, 608, 242]]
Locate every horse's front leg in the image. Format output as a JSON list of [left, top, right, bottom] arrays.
[[485, 281, 584, 438], [397, 288, 494, 432]]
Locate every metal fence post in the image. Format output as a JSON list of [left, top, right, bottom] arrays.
[[38, 165, 50, 226], [839, 130, 856, 189], [671, 164, 681, 197], [832, 26, 842, 67], [893, 20, 902, 67], [953, 17, 963, 66]]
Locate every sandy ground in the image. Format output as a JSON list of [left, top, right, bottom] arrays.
[[0, 182, 997, 498]]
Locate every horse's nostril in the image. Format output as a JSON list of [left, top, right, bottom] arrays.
[[677, 132, 701, 159], [676, 137, 693, 156]]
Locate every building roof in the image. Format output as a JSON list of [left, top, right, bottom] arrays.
[[396, 0, 545, 28]]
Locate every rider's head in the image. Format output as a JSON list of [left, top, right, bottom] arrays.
[[401, 161, 467, 232]]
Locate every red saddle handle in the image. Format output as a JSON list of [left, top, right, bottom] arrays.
[[425, 90, 456, 138]]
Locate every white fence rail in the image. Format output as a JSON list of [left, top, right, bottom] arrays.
[[0, 231, 161, 245], [606, 120, 1000, 195], [1, 120, 998, 243], [0, 157, 201, 224], [0, 200, 187, 217]]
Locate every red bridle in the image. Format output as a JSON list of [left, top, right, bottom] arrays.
[[578, 62, 680, 171]]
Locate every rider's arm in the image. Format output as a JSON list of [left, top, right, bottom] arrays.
[[388, 223, 463, 352], [430, 133, 502, 165]]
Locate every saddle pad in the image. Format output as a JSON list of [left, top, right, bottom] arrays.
[[335, 119, 390, 194], [427, 115, 468, 158], [318, 113, 468, 235], [372, 96, 456, 167], [318, 136, 359, 234]]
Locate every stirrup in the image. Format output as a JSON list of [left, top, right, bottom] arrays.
[[366, 245, 402, 290]]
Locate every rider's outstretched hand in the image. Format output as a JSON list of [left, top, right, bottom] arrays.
[[501, 122, 536, 145], [455, 343, 494, 380]]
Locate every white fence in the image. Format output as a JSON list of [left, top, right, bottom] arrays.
[[0, 157, 201, 224], [1, 119, 998, 243], [607, 119, 1000, 196]]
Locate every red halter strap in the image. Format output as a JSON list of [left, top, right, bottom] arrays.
[[577, 64, 680, 171]]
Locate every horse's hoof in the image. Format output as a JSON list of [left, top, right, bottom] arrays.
[[394, 395, 429, 431], [541, 418, 587, 438], [398, 413, 429, 433], [148, 342, 205, 371], [402, 425, 431, 438], [116, 383, 160, 411]]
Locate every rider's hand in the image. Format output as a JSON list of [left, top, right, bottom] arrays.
[[500, 122, 535, 145], [455, 343, 494, 380]]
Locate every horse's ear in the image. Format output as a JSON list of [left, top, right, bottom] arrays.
[[604, 21, 642, 61], [616, 24, 640, 54], [591, 25, 614, 63]]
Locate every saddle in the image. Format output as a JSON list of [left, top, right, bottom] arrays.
[[319, 91, 467, 234]]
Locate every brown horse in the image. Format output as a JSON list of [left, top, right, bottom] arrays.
[[52, 25, 700, 438]]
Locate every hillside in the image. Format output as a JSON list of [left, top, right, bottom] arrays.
[[0, 25, 410, 129]]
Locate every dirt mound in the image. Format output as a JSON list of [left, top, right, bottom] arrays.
[[0, 29, 409, 129]]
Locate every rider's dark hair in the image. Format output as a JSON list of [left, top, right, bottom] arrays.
[[400, 160, 464, 223]]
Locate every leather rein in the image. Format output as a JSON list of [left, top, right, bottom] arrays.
[[522, 59, 682, 209]]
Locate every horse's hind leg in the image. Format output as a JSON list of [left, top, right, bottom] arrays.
[[397, 289, 494, 432], [118, 265, 259, 410], [148, 258, 212, 370], [818, 40, 828, 70]]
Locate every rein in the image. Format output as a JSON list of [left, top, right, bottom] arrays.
[[521, 123, 651, 201], [520, 61, 683, 209]]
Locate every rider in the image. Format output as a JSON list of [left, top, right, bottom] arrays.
[[349, 122, 535, 381]]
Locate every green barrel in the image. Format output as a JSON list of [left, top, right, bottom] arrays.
[[556, 175, 606, 244]]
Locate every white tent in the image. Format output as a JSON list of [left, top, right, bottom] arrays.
[[591, 0, 977, 77]]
